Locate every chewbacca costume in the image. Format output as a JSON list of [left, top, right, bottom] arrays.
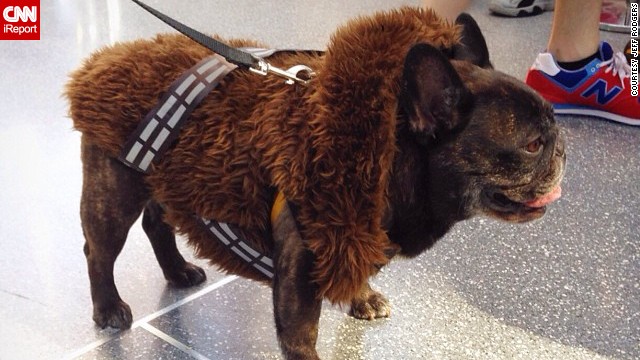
[[66, 7, 459, 303]]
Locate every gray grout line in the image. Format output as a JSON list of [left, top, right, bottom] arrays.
[[62, 275, 239, 359], [133, 275, 238, 326], [61, 336, 115, 360], [140, 323, 212, 360]]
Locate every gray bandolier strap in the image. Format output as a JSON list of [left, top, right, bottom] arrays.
[[120, 48, 283, 173], [119, 48, 279, 278], [200, 219, 275, 278], [120, 53, 237, 172]]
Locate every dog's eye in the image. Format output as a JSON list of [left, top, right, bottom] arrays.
[[525, 138, 543, 154]]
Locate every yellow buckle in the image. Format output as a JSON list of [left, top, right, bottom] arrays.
[[271, 191, 287, 224]]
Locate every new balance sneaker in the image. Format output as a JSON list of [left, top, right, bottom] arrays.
[[525, 42, 639, 126], [489, 0, 554, 17]]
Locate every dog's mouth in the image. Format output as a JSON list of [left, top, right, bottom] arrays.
[[481, 185, 562, 222]]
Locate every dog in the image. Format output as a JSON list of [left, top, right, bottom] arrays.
[[66, 8, 565, 359]]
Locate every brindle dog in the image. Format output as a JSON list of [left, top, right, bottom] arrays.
[[67, 10, 564, 360]]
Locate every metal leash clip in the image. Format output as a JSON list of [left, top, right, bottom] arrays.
[[131, 0, 316, 86], [250, 57, 316, 86]]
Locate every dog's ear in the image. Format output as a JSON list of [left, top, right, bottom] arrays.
[[401, 43, 470, 138], [452, 13, 492, 68]]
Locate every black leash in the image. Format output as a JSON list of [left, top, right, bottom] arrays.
[[131, 0, 315, 86]]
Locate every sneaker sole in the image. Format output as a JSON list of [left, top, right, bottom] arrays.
[[489, 2, 554, 17], [553, 104, 640, 126]]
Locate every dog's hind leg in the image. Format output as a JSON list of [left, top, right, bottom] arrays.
[[80, 138, 149, 329], [141, 201, 206, 287], [272, 202, 322, 360]]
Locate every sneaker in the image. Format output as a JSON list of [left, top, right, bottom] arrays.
[[525, 42, 639, 126], [489, 0, 554, 17]]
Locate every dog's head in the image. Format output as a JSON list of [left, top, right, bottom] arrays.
[[400, 13, 565, 223]]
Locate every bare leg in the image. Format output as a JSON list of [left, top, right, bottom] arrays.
[[547, 0, 603, 62], [423, 0, 471, 22]]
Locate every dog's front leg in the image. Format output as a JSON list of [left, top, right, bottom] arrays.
[[349, 282, 391, 320], [272, 202, 322, 360]]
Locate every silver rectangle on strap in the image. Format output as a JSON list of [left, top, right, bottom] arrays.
[[238, 241, 260, 258], [175, 74, 197, 96], [209, 224, 230, 245], [157, 95, 177, 118], [151, 128, 170, 151], [219, 223, 238, 240], [125, 141, 144, 163], [196, 57, 220, 75], [253, 264, 274, 278], [231, 246, 252, 263], [140, 118, 159, 141], [167, 105, 187, 128], [185, 83, 206, 105], [260, 257, 274, 268], [139, 151, 155, 171], [205, 66, 228, 83]]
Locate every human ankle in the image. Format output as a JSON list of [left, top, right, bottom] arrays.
[[556, 50, 600, 71]]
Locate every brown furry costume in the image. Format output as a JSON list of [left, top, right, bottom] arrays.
[[66, 7, 459, 303]]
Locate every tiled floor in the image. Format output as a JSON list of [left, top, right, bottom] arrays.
[[0, 0, 638, 359]]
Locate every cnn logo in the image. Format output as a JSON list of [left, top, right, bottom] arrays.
[[3, 6, 37, 22], [1, 1, 39, 40]]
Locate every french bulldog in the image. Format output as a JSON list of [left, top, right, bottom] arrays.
[[66, 8, 564, 360]]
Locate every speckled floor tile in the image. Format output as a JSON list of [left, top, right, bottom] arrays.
[[0, 0, 637, 359], [75, 327, 190, 360]]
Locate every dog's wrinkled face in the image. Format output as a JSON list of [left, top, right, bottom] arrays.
[[448, 65, 565, 222], [400, 13, 565, 224]]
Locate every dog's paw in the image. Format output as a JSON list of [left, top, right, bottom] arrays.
[[349, 289, 391, 320], [165, 262, 206, 288], [93, 300, 133, 329]]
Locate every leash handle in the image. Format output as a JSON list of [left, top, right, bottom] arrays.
[[131, 0, 315, 86]]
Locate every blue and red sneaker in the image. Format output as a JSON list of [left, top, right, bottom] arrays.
[[525, 42, 639, 126]]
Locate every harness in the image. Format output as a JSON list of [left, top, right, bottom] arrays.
[[119, 48, 286, 278], [121, 1, 320, 279], [119, 48, 288, 278], [120, 48, 286, 173]]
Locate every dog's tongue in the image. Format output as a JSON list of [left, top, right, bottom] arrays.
[[524, 185, 562, 208]]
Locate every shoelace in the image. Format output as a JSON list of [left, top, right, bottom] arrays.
[[597, 52, 631, 89]]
